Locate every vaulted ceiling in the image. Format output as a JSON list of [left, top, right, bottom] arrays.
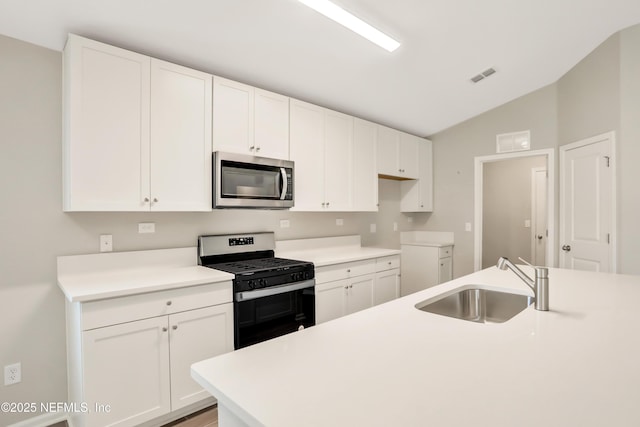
[[2, 0, 640, 136]]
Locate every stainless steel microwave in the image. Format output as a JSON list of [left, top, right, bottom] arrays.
[[213, 152, 294, 209]]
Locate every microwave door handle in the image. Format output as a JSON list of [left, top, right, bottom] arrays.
[[280, 167, 288, 200]]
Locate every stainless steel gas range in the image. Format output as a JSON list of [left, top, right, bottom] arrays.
[[198, 232, 315, 349]]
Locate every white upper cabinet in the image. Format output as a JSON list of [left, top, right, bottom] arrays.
[[376, 125, 420, 179], [376, 125, 401, 177], [254, 88, 290, 159], [150, 59, 212, 211], [399, 132, 419, 179], [290, 100, 325, 210], [212, 77, 253, 155], [323, 109, 353, 211], [64, 34, 151, 211], [352, 119, 378, 211], [290, 100, 353, 211], [401, 139, 433, 212], [63, 35, 212, 212], [213, 77, 289, 159]]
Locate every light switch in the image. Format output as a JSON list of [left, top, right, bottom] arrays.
[[336, 218, 344, 226], [370, 224, 377, 233], [280, 219, 290, 228], [465, 222, 472, 232], [524, 219, 531, 228]]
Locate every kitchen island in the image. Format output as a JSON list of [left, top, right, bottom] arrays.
[[191, 266, 640, 427]]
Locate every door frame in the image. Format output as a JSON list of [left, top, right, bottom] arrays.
[[559, 131, 617, 272], [531, 167, 547, 265], [474, 148, 556, 271]]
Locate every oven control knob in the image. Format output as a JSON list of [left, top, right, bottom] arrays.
[[247, 280, 255, 289], [259, 279, 267, 288]]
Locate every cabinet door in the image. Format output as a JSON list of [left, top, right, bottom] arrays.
[[401, 138, 433, 212], [83, 317, 170, 427], [346, 274, 374, 315], [324, 109, 353, 211], [373, 269, 400, 306], [150, 59, 212, 211], [290, 100, 325, 210], [212, 77, 254, 154], [376, 125, 399, 176], [352, 118, 378, 211], [399, 132, 420, 179], [254, 88, 289, 159], [315, 279, 348, 324], [417, 139, 433, 211], [64, 34, 150, 211], [438, 257, 453, 284], [169, 304, 233, 411]]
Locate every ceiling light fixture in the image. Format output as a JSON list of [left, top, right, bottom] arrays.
[[298, 0, 401, 52]]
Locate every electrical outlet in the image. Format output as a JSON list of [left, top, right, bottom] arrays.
[[279, 219, 290, 229], [336, 218, 344, 226], [465, 222, 472, 232], [524, 219, 531, 228], [4, 362, 21, 385], [99, 234, 113, 252], [393, 222, 398, 231], [370, 223, 377, 233], [138, 222, 155, 233]]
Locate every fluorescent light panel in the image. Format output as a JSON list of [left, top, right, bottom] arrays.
[[298, 0, 400, 52]]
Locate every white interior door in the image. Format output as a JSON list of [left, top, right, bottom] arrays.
[[560, 133, 614, 272], [531, 168, 547, 265]]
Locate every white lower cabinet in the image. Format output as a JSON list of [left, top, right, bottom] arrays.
[[401, 245, 453, 296], [315, 255, 400, 324], [67, 283, 233, 427]]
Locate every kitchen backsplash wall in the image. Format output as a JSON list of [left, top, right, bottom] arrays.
[[0, 33, 412, 424]]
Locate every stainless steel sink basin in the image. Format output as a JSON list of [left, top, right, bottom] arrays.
[[415, 286, 534, 323]]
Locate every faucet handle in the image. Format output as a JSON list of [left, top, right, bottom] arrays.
[[518, 256, 548, 275], [517, 257, 534, 267]]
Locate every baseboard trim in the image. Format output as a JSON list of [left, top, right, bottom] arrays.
[[7, 411, 68, 427]]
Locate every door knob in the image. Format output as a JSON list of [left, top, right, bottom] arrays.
[[562, 245, 571, 252]]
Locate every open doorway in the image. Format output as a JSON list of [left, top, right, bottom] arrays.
[[474, 149, 555, 271]]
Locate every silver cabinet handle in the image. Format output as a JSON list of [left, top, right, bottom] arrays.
[[249, 145, 255, 150], [166, 301, 172, 306], [172, 325, 178, 330], [144, 197, 150, 203], [153, 198, 158, 203], [256, 146, 261, 151], [162, 327, 167, 332], [346, 269, 351, 273], [537, 235, 543, 240], [562, 245, 571, 252]]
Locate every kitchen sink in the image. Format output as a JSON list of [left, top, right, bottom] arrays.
[[415, 286, 533, 323]]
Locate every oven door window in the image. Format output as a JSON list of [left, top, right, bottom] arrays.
[[221, 162, 282, 200], [235, 287, 315, 349]]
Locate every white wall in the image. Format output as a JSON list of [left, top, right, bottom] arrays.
[[419, 84, 558, 277], [0, 34, 406, 424]]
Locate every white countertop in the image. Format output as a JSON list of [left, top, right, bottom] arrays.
[[192, 266, 640, 427], [275, 234, 400, 267], [277, 246, 400, 267], [57, 247, 233, 302]]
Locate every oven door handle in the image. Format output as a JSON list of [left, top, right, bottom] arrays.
[[236, 279, 315, 302], [279, 167, 288, 200]]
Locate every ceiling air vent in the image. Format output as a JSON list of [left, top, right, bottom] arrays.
[[470, 67, 497, 83]]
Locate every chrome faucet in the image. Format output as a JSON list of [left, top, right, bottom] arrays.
[[497, 257, 549, 311]]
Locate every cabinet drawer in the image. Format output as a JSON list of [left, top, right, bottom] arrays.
[[315, 259, 376, 284], [82, 282, 232, 330], [439, 246, 453, 258], [375, 255, 400, 272]]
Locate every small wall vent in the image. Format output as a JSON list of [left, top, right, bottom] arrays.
[[470, 67, 497, 83]]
